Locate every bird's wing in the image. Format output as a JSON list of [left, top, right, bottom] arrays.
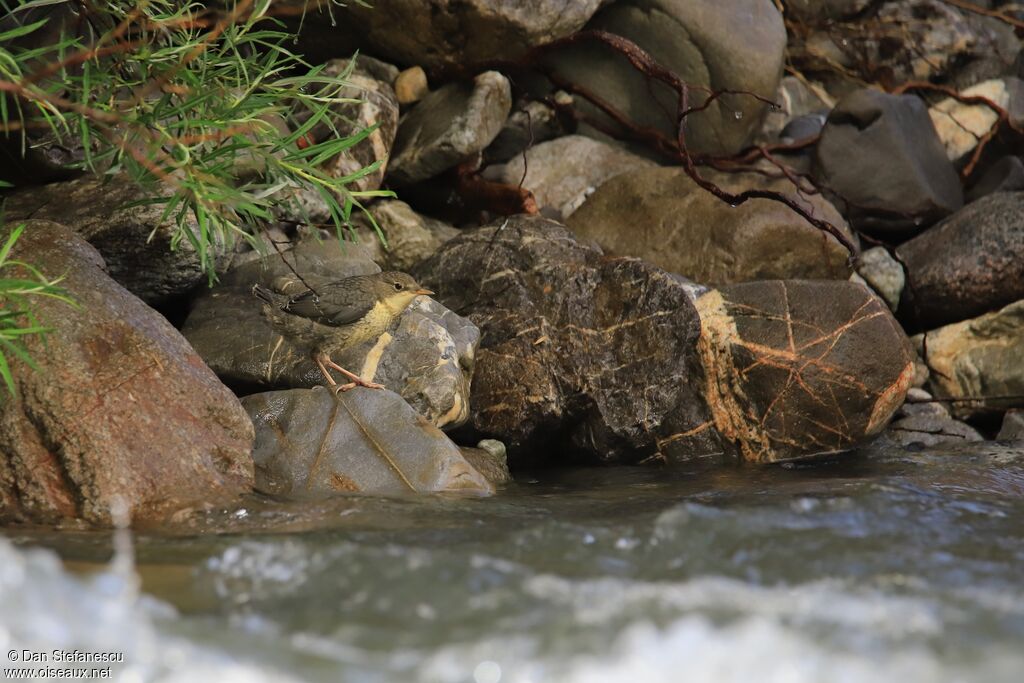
[[283, 284, 374, 327]]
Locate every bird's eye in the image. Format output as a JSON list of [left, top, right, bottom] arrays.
[[394, 282, 404, 291]]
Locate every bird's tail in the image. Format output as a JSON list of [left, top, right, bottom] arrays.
[[252, 283, 283, 307]]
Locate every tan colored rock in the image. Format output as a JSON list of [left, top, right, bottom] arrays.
[[917, 299, 1024, 419], [929, 78, 1024, 161], [0, 221, 254, 525], [395, 66, 429, 105], [566, 166, 853, 285]]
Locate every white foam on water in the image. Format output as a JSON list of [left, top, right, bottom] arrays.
[[0, 538, 299, 683]]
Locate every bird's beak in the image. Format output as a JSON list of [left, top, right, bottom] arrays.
[[414, 288, 435, 296]]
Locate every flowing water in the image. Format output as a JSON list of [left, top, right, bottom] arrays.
[[3, 441, 1024, 682]]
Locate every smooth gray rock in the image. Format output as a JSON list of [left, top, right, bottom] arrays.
[[998, 409, 1024, 440], [882, 388, 984, 447], [967, 156, 1024, 203], [3, 174, 224, 304], [0, 221, 254, 525], [565, 166, 853, 285], [387, 71, 512, 186], [542, 0, 787, 156], [243, 387, 492, 497], [182, 237, 479, 429], [484, 94, 574, 165], [812, 89, 964, 236], [898, 193, 1024, 329], [355, 200, 460, 272], [856, 247, 905, 312], [482, 135, 656, 219]]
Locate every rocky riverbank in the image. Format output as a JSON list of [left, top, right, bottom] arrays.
[[3, 0, 1024, 526]]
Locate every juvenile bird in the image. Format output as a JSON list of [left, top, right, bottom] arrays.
[[253, 271, 433, 392]]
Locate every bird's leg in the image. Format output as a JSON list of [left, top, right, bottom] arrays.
[[324, 357, 385, 392], [313, 352, 339, 388]]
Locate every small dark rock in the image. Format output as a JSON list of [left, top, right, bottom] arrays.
[[898, 192, 1024, 329], [812, 89, 963, 236], [966, 156, 1024, 203]]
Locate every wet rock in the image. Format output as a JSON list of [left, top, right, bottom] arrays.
[[898, 192, 1024, 329], [355, 200, 460, 272], [182, 236, 478, 429], [917, 298, 1024, 420], [290, 0, 604, 71], [387, 71, 512, 187], [459, 440, 513, 486], [483, 94, 574, 165], [812, 89, 964, 236], [482, 135, 656, 220], [855, 247, 905, 312], [696, 280, 916, 462], [543, 0, 786, 156], [998, 409, 1024, 441], [416, 216, 716, 465], [0, 221, 254, 525], [966, 156, 1024, 203], [243, 387, 492, 497], [882, 388, 983, 447], [929, 78, 1024, 162], [3, 175, 224, 304], [566, 166, 853, 285], [395, 66, 429, 106]]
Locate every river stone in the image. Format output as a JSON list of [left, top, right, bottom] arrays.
[[460, 440, 513, 486], [416, 216, 717, 465], [695, 280, 915, 462], [812, 89, 964, 236], [542, 0, 786, 156], [3, 174, 224, 304], [917, 299, 1024, 420], [290, 0, 604, 71], [966, 156, 1024, 203], [483, 94, 574, 165], [999, 410, 1024, 441], [182, 236, 478, 430], [757, 75, 832, 145], [354, 200, 460, 272], [386, 71, 512, 187], [856, 247, 905, 313], [243, 387, 492, 497], [897, 192, 1024, 330], [882, 389, 984, 447], [482, 135, 656, 220], [565, 166, 853, 285], [929, 79, 1024, 163], [0, 221, 254, 525]]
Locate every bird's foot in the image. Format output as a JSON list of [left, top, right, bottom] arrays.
[[333, 378, 385, 393]]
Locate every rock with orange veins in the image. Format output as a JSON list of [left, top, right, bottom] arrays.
[[694, 280, 916, 462], [243, 387, 493, 497]]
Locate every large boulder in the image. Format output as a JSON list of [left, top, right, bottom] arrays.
[[182, 236, 478, 429], [566, 166, 853, 285], [482, 135, 656, 220], [812, 89, 964, 236], [3, 175, 224, 304], [416, 216, 716, 465], [386, 71, 512, 186], [286, 0, 605, 71], [542, 0, 787, 156], [695, 280, 916, 462], [918, 299, 1024, 420], [0, 221, 254, 525], [242, 387, 492, 497], [898, 192, 1024, 330]]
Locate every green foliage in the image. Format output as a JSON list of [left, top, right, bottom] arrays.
[[0, 0, 390, 393], [0, 222, 76, 396], [0, 0, 390, 277]]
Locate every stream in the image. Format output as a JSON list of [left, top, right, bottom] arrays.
[[3, 440, 1024, 682]]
